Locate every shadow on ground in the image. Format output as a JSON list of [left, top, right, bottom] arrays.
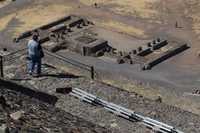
[[10, 73, 80, 81], [40, 73, 81, 79]]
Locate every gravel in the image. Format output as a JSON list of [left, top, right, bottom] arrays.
[[0, 84, 111, 133], [2, 58, 200, 133]]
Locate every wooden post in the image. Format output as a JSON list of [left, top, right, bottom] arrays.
[[0, 56, 4, 78], [175, 21, 178, 28], [91, 66, 94, 80]]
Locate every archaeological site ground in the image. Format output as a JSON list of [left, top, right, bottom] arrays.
[[0, 0, 200, 133]]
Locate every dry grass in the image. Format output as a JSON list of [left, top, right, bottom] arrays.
[[99, 20, 147, 38], [102, 79, 161, 100], [0, 4, 72, 36], [102, 78, 200, 114], [80, 0, 159, 18], [191, 15, 200, 38], [14, 4, 72, 35], [0, 0, 11, 8], [0, 14, 15, 31], [184, 0, 200, 38], [79, 0, 107, 6]]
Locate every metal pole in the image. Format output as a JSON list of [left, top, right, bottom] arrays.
[[0, 56, 4, 78], [91, 66, 94, 80]]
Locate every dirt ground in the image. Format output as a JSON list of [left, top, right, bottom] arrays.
[[0, 0, 200, 115], [2, 55, 200, 133]]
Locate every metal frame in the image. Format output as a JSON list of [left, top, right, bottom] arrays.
[[70, 88, 184, 133], [0, 55, 3, 78], [2, 48, 95, 79], [43, 49, 95, 79]]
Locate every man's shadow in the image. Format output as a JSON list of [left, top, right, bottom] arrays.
[[10, 63, 81, 80], [40, 73, 81, 79]]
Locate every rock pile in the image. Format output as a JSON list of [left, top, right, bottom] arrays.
[[0, 86, 110, 133]]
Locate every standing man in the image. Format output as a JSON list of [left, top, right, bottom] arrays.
[[27, 35, 43, 77]]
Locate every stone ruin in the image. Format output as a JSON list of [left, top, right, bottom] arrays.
[[14, 15, 189, 70], [116, 38, 189, 70], [14, 15, 113, 57]]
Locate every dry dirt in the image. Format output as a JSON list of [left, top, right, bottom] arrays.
[[2, 54, 200, 133], [0, 0, 11, 8], [1, 0, 200, 64], [0, 0, 200, 123], [79, 0, 159, 19]]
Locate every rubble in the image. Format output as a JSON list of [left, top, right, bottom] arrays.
[[0, 2, 198, 133], [115, 39, 189, 70], [14, 15, 113, 58], [56, 87, 72, 94], [2, 61, 200, 133], [10, 111, 24, 121], [13, 15, 189, 70], [0, 83, 111, 133]]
